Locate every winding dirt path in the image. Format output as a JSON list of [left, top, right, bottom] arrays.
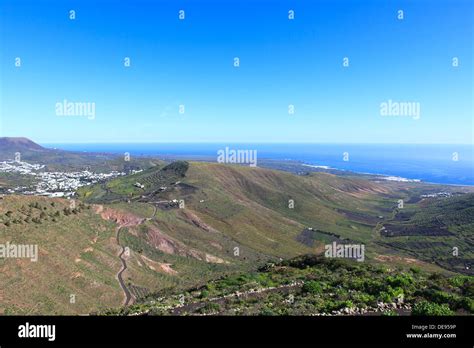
[[116, 225, 133, 306], [115, 204, 158, 306]]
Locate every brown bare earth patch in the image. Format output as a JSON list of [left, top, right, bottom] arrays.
[[210, 241, 223, 250], [338, 183, 390, 198], [92, 204, 104, 214], [70, 272, 83, 280], [180, 209, 218, 233], [94, 205, 226, 264], [98, 207, 144, 227], [146, 224, 229, 264], [205, 253, 228, 264], [374, 254, 425, 266], [140, 255, 178, 275], [146, 225, 184, 255]]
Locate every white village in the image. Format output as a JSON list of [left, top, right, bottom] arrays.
[[0, 160, 127, 197]]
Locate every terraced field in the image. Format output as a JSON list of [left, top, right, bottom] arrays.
[[377, 193, 474, 274]]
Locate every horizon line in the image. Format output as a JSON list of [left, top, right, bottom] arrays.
[[39, 141, 474, 146]]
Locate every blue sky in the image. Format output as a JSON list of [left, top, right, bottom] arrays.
[[0, 0, 472, 143]]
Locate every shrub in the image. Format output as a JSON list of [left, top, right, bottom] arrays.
[[428, 273, 443, 281], [463, 281, 474, 298], [387, 274, 414, 288], [200, 289, 209, 299], [253, 273, 276, 287], [449, 275, 469, 288], [197, 302, 220, 314], [412, 301, 454, 316], [422, 289, 464, 309], [205, 283, 215, 292], [352, 292, 375, 306], [342, 300, 354, 309], [459, 297, 474, 313], [363, 279, 385, 295], [302, 280, 323, 294], [259, 307, 277, 316], [379, 286, 403, 303]]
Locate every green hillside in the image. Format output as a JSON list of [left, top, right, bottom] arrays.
[[0, 196, 122, 314], [377, 193, 474, 274], [1, 160, 473, 314], [104, 255, 474, 316], [79, 161, 473, 275]]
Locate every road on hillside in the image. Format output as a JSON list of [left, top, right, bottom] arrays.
[[116, 226, 133, 306], [116, 204, 158, 306]]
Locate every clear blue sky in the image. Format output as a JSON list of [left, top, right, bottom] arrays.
[[0, 0, 472, 143]]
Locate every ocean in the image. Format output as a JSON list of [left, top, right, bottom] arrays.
[[42, 143, 474, 186]]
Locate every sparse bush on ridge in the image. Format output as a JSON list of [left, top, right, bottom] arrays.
[[302, 280, 323, 294]]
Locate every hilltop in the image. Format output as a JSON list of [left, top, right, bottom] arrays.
[[0, 137, 45, 152]]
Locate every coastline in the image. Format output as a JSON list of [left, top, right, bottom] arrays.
[[36, 143, 474, 187]]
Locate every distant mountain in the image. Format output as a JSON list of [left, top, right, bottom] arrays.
[[0, 137, 46, 152]]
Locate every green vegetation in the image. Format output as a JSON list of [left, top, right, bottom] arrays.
[[77, 161, 189, 204], [2, 158, 473, 315], [379, 193, 474, 274], [103, 255, 473, 316], [412, 301, 454, 316], [0, 200, 89, 227], [0, 196, 122, 315]]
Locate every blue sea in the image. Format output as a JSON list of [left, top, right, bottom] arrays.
[[42, 143, 474, 186]]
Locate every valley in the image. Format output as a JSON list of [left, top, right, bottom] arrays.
[[0, 137, 473, 315]]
